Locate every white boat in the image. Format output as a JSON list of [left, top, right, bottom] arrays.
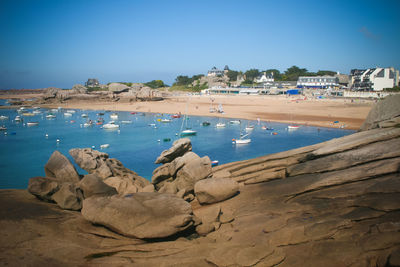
[[216, 123, 226, 128], [121, 120, 132, 124], [0, 115, 8, 120], [110, 113, 118, 120], [46, 114, 56, 119], [83, 122, 93, 127], [81, 113, 88, 118], [33, 110, 42, 114], [234, 138, 251, 144], [288, 125, 300, 130], [245, 125, 254, 132], [100, 144, 110, 149], [233, 133, 251, 144], [180, 129, 197, 136], [27, 121, 39, 126], [161, 119, 172, 123], [0, 126, 7, 131], [179, 100, 197, 136], [229, 120, 241, 124], [66, 110, 76, 113], [14, 116, 22, 122], [64, 112, 72, 116], [103, 121, 119, 129], [51, 108, 59, 112]]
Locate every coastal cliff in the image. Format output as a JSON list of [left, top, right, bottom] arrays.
[[0, 96, 399, 266]]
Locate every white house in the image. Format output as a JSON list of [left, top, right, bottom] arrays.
[[255, 72, 274, 84], [297, 76, 339, 89], [350, 67, 399, 91]]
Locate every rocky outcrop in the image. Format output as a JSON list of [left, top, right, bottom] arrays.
[[78, 174, 117, 198], [51, 183, 83, 211], [28, 176, 60, 202], [71, 84, 88, 94], [194, 178, 239, 204], [44, 150, 81, 183], [154, 138, 192, 164], [152, 139, 213, 199], [360, 94, 400, 131], [81, 193, 193, 239], [108, 83, 130, 93], [28, 149, 149, 211], [69, 148, 150, 194]]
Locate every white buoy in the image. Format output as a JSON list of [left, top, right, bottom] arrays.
[[56, 139, 60, 143], [45, 133, 49, 138], [157, 139, 161, 142], [91, 145, 95, 149]]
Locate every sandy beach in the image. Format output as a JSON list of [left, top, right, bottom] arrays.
[[1, 93, 373, 130]]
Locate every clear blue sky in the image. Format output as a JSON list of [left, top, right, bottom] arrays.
[[1, 0, 399, 89]]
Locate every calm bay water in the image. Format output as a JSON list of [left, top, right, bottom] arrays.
[[0, 106, 354, 189]]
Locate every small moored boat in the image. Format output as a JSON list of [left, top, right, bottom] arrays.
[[27, 121, 39, 126], [103, 121, 119, 129], [46, 114, 56, 119], [288, 125, 300, 130], [110, 113, 118, 120], [180, 129, 197, 136], [216, 123, 226, 128]]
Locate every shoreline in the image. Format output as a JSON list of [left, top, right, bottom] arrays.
[[1, 94, 373, 130]]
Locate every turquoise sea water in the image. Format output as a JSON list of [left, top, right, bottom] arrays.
[[0, 105, 354, 189]]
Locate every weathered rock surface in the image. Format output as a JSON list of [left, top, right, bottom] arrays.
[[108, 82, 130, 92], [44, 150, 80, 182], [81, 193, 193, 239], [155, 138, 192, 164], [69, 148, 109, 173], [174, 155, 212, 192], [27, 176, 60, 202], [78, 174, 117, 198], [51, 183, 82, 211], [194, 178, 239, 204], [360, 94, 400, 131], [69, 148, 150, 191]]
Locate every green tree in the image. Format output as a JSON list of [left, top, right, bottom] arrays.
[[284, 66, 308, 81], [144, 80, 166, 89], [226, 70, 239, 81], [174, 75, 191, 86], [317, 70, 336, 76], [244, 69, 260, 82]]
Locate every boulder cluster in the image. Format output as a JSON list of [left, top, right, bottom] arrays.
[[151, 138, 239, 204], [27, 139, 240, 239]]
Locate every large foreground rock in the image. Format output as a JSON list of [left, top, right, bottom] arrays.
[[81, 192, 193, 239], [360, 94, 400, 131], [44, 150, 80, 182], [194, 178, 239, 204], [155, 138, 192, 164]]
